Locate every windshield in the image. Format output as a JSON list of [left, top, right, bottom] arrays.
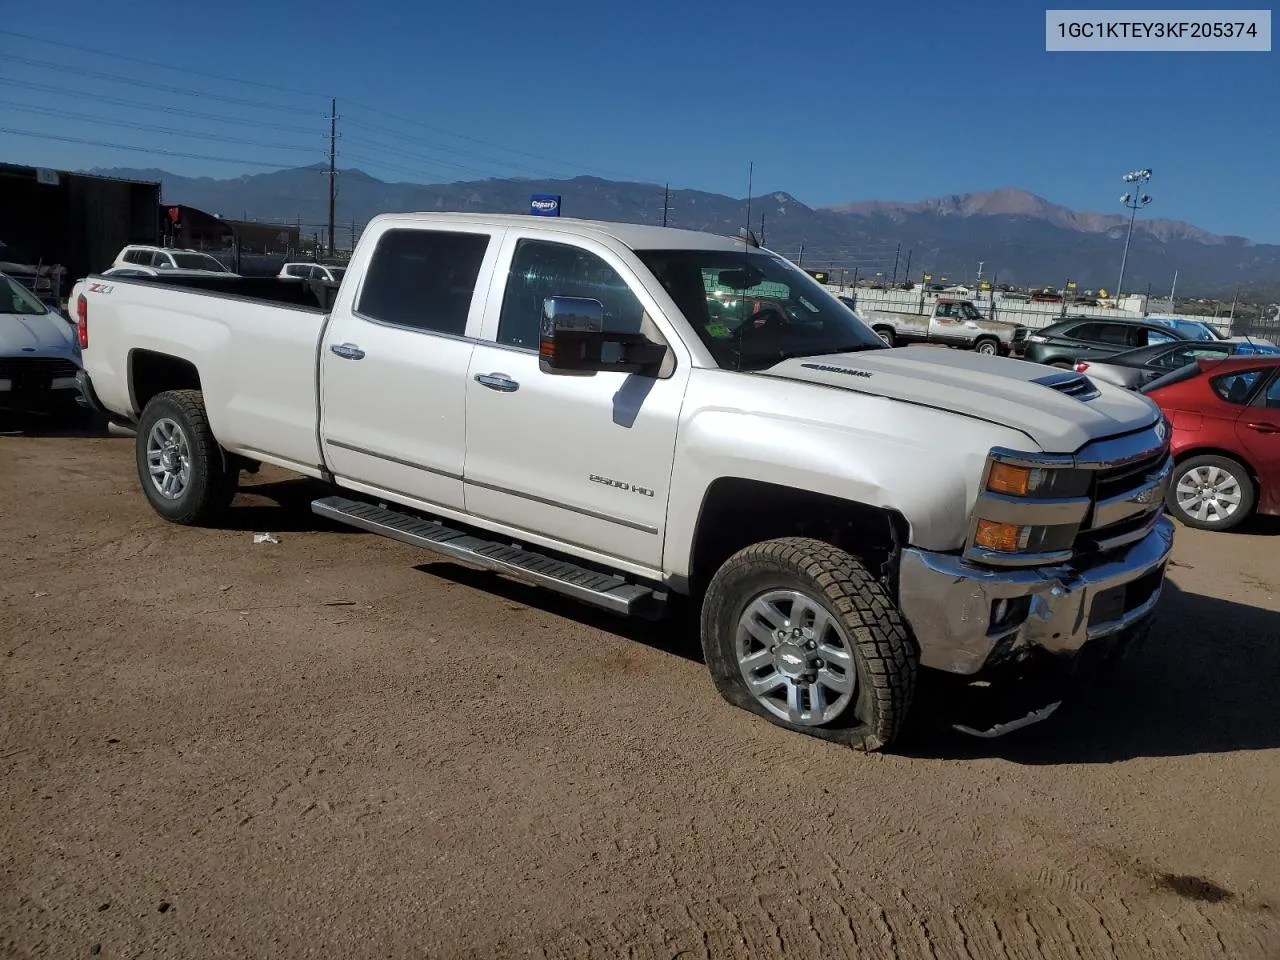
[[635, 248, 886, 370], [171, 252, 230, 272], [0, 274, 50, 315], [1150, 317, 1216, 341], [330, 267, 346, 281]]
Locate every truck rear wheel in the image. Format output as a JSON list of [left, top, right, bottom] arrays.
[[700, 537, 917, 752], [874, 327, 896, 347], [135, 389, 238, 526]]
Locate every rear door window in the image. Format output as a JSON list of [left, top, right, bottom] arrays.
[[356, 228, 491, 336], [1067, 322, 1129, 345]]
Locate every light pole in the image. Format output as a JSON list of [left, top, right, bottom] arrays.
[[1116, 168, 1153, 298]]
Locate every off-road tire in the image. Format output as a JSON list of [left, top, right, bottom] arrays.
[[1166, 454, 1255, 532], [700, 537, 918, 752], [135, 389, 238, 526]]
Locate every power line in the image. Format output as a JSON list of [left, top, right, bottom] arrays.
[[342, 134, 526, 180], [4, 54, 312, 113], [343, 100, 662, 185], [0, 76, 323, 134], [0, 101, 325, 156], [3, 27, 667, 187], [0, 126, 303, 169], [342, 119, 570, 179], [0, 27, 329, 101]]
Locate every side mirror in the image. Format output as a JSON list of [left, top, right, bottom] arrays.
[[538, 296, 668, 376]]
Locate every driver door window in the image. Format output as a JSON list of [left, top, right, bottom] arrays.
[[497, 240, 646, 350]]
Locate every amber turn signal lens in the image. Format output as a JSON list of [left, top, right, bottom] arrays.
[[987, 462, 1036, 496], [974, 519, 1030, 553]]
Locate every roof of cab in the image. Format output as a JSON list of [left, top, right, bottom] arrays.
[[364, 212, 755, 253]]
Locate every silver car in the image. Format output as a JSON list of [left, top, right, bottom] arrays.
[[1073, 340, 1277, 390], [0, 271, 83, 417]]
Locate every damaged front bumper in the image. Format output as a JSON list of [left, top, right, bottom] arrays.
[[897, 515, 1175, 735]]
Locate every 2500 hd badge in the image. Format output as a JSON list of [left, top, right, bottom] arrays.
[[589, 474, 655, 497]]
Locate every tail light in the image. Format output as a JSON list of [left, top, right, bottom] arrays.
[[1075, 361, 1089, 372], [76, 293, 88, 349]]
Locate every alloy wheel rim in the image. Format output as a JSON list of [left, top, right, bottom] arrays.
[[1175, 465, 1241, 523], [146, 417, 192, 500], [735, 589, 856, 726]]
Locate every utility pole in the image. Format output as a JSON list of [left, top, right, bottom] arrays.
[[1170, 269, 1178, 304], [327, 98, 338, 257], [662, 183, 669, 227], [759, 211, 766, 246], [891, 242, 901, 286]]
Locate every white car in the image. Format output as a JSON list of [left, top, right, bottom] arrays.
[[0, 271, 83, 417], [113, 245, 233, 275], [277, 262, 347, 283], [102, 266, 234, 279]]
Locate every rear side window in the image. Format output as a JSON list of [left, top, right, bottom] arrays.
[[1065, 322, 1129, 345], [496, 239, 646, 350], [1151, 345, 1229, 369], [1211, 370, 1265, 405], [357, 229, 490, 335], [1136, 328, 1176, 347], [1264, 373, 1280, 409]]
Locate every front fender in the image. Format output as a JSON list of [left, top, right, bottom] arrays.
[[662, 370, 1033, 578]]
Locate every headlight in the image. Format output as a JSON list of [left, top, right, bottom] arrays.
[[1028, 334, 1049, 343], [987, 462, 1044, 496], [966, 449, 1094, 566]]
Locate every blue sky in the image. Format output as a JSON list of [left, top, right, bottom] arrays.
[[1, 1, 1276, 240]]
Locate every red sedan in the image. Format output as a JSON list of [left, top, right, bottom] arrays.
[[1141, 355, 1280, 531]]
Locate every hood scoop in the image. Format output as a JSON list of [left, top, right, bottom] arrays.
[[1032, 370, 1101, 401]]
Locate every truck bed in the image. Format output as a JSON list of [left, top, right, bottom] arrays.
[[79, 272, 334, 476]]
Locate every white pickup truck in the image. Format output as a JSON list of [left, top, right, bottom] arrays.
[[72, 213, 1175, 751], [865, 298, 1027, 356]]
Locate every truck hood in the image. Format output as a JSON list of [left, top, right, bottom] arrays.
[[759, 346, 1160, 453], [1, 310, 78, 358]]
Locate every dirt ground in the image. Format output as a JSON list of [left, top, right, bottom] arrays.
[[3, 420, 1279, 959]]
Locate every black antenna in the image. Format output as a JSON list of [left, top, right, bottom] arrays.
[[662, 182, 670, 227], [744, 161, 753, 247]]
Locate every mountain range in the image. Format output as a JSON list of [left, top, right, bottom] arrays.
[[90, 165, 1280, 297]]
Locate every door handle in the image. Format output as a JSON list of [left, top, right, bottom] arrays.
[[474, 373, 519, 393], [1245, 422, 1279, 434], [330, 342, 365, 360]]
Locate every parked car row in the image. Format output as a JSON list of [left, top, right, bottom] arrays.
[[0, 270, 84, 418]]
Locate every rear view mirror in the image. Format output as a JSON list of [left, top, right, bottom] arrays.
[[539, 297, 668, 376], [717, 267, 764, 290]]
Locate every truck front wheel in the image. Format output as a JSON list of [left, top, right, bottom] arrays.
[[135, 389, 239, 525], [700, 537, 918, 751], [973, 336, 999, 356]]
